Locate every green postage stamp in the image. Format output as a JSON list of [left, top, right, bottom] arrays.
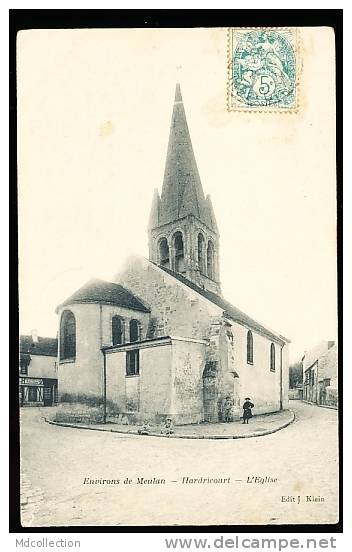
[[228, 28, 299, 112]]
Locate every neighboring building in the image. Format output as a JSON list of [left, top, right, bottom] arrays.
[[288, 385, 303, 400], [56, 83, 290, 425], [302, 340, 337, 408], [20, 331, 58, 406]]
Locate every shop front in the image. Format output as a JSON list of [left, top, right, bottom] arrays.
[[20, 377, 58, 407]]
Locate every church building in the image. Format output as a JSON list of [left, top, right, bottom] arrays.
[[56, 84, 290, 425]]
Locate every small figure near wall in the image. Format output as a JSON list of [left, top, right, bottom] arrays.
[[223, 396, 234, 423], [138, 420, 151, 435], [242, 398, 254, 424], [161, 418, 174, 437]]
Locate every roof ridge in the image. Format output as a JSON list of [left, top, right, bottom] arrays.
[[20, 335, 58, 356], [149, 261, 289, 344], [56, 278, 151, 313]]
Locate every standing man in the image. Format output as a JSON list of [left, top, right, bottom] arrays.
[[242, 398, 254, 424]]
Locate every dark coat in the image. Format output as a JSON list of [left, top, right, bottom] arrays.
[[243, 401, 254, 419]]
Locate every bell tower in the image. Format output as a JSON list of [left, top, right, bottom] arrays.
[[148, 83, 221, 295]]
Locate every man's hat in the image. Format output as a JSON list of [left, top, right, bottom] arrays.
[[245, 397, 251, 400]]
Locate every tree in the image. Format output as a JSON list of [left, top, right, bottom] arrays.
[[289, 361, 303, 389]]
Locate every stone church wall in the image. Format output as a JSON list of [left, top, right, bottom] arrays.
[[57, 303, 104, 422], [105, 337, 208, 425], [56, 259, 289, 424], [99, 304, 150, 347], [171, 338, 206, 425], [58, 303, 103, 401], [282, 344, 290, 409], [105, 341, 173, 424], [229, 320, 288, 415], [202, 317, 240, 422], [139, 345, 173, 419], [57, 301, 150, 422], [116, 257, 289, 420], [116, 256, 222, 341]]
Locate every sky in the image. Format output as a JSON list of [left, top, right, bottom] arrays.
[[17, 27, 337, 362]]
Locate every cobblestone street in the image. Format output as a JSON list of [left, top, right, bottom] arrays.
[[20, 401, 339, 527]]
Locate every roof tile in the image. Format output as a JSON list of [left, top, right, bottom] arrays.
[[57, 278, 150, 313], [20, 336, 58, 356], [156, 264, 289, 344]]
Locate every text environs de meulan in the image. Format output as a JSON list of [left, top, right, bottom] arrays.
[[83, 476, 234, 485]]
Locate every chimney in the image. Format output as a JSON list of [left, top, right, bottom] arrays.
[[31, 329, 38, 343]]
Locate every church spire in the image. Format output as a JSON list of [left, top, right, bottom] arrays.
[[148, 83, 221, 295], [156, 83, 217, 232], [174, 82, 182, 102], [148, 188, 160, 230]]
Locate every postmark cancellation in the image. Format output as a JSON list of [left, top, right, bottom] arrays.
[[227, 28, 299, 112]]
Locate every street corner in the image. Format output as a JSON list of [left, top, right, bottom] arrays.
[[45, 408, 295, 440]]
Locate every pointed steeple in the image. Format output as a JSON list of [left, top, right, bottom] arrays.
[[148, 188, 161, 230], [157, 83, 216, 232], [174, 82, 182, 102], [148, 83, 221, 296], [205, 194, 219, 235]]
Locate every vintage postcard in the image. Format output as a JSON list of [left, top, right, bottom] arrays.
[[17, 26, 338, 527]]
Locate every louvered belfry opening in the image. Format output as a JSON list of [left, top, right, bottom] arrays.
[[198, 233, 206, 275], [159, 237, 170, 268], [173, 231, 185, 274]]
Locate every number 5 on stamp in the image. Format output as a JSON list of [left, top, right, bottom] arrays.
[[227, 28, 299, 112]]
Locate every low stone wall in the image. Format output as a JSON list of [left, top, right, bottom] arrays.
[[106, 412, 170, 425], [56, 394, 105, 423], [288, 388, 303, 400], [56, 395, 174, 425]]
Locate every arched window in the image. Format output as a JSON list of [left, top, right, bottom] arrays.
[[247, 330, 253, 364], [270, 343, 275, 372], [198, 233, 206, 275], [129, 319, 140, 343], [112, 316, 123, 346], [207, 240, 215, 280], [159, 237, 170, 268], [60, 310, 76, 360], [173, 231, 185, 274]]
